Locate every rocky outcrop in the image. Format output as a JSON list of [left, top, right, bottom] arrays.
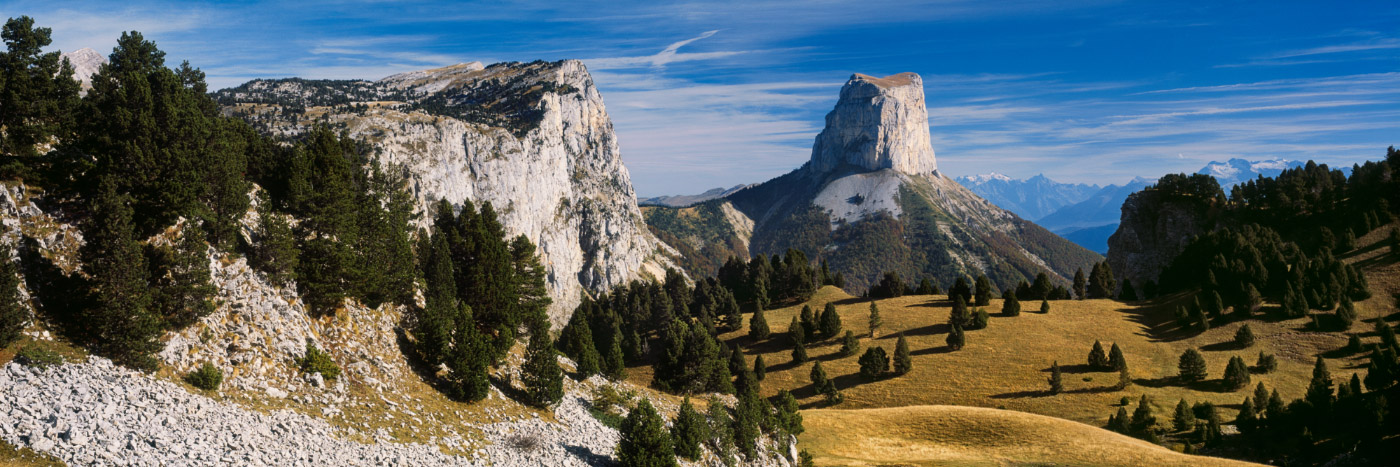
[[60, 47, 106, 92], [217, 60, 676, 324], [807, 73, 937, 175], [1104, 188, 1214, 292]]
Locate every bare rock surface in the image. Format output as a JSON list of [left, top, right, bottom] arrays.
[[807, 72, 937, 175]]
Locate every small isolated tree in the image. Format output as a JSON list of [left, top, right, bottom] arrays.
[[821, 379, 843, 406], [671, 398, 707, 461], [1073, 268, 1087, 300], [818, 302, 842, 340], [970, 309, 990, 330], [1109, 343, 1127, 371], [748, 306, 770, 341], [838, 330, 860, 357], [1088, 340, 1110, 370], [1039, 299, 1050, 314], [1002, 290, 1020, 316], [1223, 355, 1251, 391], [810, 361, 828, 388], [791, 336, 808, 364], [1131, 395, 1156, 433], [950, 295, 969, 327], [617, 398, 676, 467], [1116, 362, 1132, 390], [1173, 399, 1196, 432], [521, 331, 564, 408], [1234, 324, 1256, 348], [867, 302, 882, 338], [1178, 348, 1208, 383], [1336, 296, 1356, 330], [1255, 351, 1277, 374], [858, 346, 889, 380], [753, 355, 766, 381], [799, 305, 817, 341], [946, 323, 966, 350], [1048, 361, 1064, 394], [892, 334, 912, 376], [974, 275, 993, 306]]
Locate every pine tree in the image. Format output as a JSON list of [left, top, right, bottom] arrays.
[[799, 305, 816, 341], [1039, 299, 1050, 314], [1204, 290, 1224, 317], [1088, 340, 1110, 370], [748, 305, 770, 341], [838, 330, 860, 357], [0, 243, 23, 347], [1237, 284, 1262, 317], [946, 323, 966, 350], [1235, 397, 1258, 434], [521, 329, 564, 408], [1173, 399, 1196, 432], [251, 200, 299, 287], [974, 275, 993, 306], [1048, 361, 1064, 394], [1130, 395, 1156, 433], [950, 276, 972, 303], [670, 398, 707, 461], [84, 177, 161, 371], [950, 295, 969, 327], [858, 346, 889, 380], [1336, 296, 1356, 330], [1119, 280, 1138, 301], [916, 278, 935, 295], [1223, 355, 1251, 391], [1002, 290, 1020, 316], [791, 336, 808, 364], [1109, 343, 1127, 371], [821, 378, 844, 406], [416, 233, 457, 367], [727, 343, 746, 378], [445, 303, 491, 402], [1234, 324, 1256, 348], [602, 322, 626, 380], [1, 16, 80, 161], [753, 355, 766, 381], [818, 302, 842, 339], [773, 389, 804, 435], [1305, 355, 1333, 410], [1109, 407, 1131, 433], [970, 309, 990, 330], [510, 235, 552, 332], [704, 396, 736, 463], [809, 361, 827, 389], [1255, 351, 1277, 374], [1116, 363, 1132, 390], [893, 334, 912, 376], [617, 398, 677, 467], [1178, 348, 1208, 383], [867, 302, 882, 338], [149, 221, 216, 329], [1073, 268, 1087, 300], [733, 382, 765, 459]]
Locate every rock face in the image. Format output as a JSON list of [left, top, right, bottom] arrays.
[[1105, 188, 1213, 292], [216, 60, 676, 324], [60, 47, 106, 91], [650, 72, 1100, 291], [808, 73, 937, 175]]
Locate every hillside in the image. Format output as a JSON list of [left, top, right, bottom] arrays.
[[800, 405, 1258, 466]]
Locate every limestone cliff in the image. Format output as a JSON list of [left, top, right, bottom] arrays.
[[807, 73, 937, 175], [216, 60, 676, 324], [650, 72, 1099, 292], [1104, 186, 1217, 293]]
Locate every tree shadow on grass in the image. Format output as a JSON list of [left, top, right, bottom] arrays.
[[1068, 385, 1126, 395], [880, 323, 947, 340], [990, 389, 1052, 399], [564, 445, 614, 466], [1200, 340, 1246, 352], [1043, 363, 1106, 375], [910, 345, 956, 357]]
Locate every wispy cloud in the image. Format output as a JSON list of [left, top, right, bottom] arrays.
[[584, 30, 750, 70]]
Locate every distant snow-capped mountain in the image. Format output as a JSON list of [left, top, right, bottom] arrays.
[[1197, 158, 1305, 187], [953, 173, 1100, 221]]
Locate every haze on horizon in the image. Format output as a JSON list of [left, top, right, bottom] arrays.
[[8, 0, 1396, 196]]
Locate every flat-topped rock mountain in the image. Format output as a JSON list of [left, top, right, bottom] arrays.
[[808, 73, 938, 175], [216, 60, 677, 324], [644, 72, 1099, 291]]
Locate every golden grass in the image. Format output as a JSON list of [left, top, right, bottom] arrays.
[[0, 440, 64, 467], [800, 405, 1258, 467]]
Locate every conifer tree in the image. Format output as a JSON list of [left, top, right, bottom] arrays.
[[950, 295, 969, 327], [1119, 280, 1138, 301], [733, 382, 764, 459], [1039, 299, 1050, 313], [810, 361, 827, 388], [950, 276, 972, 303], [1223, 355, 1251, 391], [1336, 296, 1356, 330], [748, 305, 770, 341], [719, 291, 742, 332], [818, 302, 842, 339], [670, 398, 707, 461], [149, 221, 216, 329], [858, 346, 888, 380], [970, 309, 990, 330], [0, 243, 23, 347], [251, 200, 299, 287], [946, 323, 965, 350], [1002, 290, 1020, 316], [753, 354, 766, 381], [893, 334, 912, 376], [1235, 398, 1258, 434], [838, 330, 860, 357], [84, 177, 161, 371], [1173, 399, 1196, 432], [510, 235, 552, 332], [1109, 342, 1127, 371], [1048, 361, 1064, 394], [773, 389, 803, 435], [916, 278, 936, 295], [1178, 348, 1208, 383], [1305, 355, 1333, 410], [1109, 407, 1131, 433], [1116, 363, 1132, 390], [791, 335, 808, 364], [1088, 340, 1110, 370], [445, 303, 491, 402], [974, 275, 993, 306], [705, 396, 736, 464], [867, 302, 882, 338], [0, 16, 80, 160], [1253, 382, 1270, 415], [521, 329, 564, 408], [602, 323, 626, 380], [821, 379, 844, 406], [1073, 268, 1087, 300], [617, 398, 676, 467], [1234, 324, 1256, 348], [1255, 351, 1277, 374], [727, 344, 746, 378], [1237, 284, 1262, 317], [1130, 395, 1156, 433], [799, 305, 816, 341], [416, 234, 457, 367]]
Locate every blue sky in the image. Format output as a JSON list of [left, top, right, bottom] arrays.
[[5, 1, 1398, 196]]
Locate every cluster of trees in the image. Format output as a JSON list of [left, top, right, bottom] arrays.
[[617, 373, 805, 465], [717, 249, 821, 310]]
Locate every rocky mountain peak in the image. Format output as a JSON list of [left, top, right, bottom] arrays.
[[61, 47, 106, 91], [808, 72, 938, 175]]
